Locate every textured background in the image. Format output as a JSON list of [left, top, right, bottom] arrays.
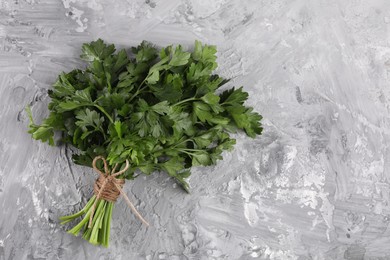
[[1, 0, 390, 259]]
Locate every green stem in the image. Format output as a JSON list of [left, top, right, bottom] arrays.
[[60, 196, 115, 247], [106, 203, 113, 246], [128, 78, 148, 103], [181, 148, 203, 152], [90, 201, 106, 245], [153, 139, 193, 156], [59, 195, 96, 224], [101, 203, 109, 246], [180, 150, 194, 156], [172, 97, 198, 107], [67, 207, 93, 236], [180, 148, 206, 156], [94, 104, 114, 124]]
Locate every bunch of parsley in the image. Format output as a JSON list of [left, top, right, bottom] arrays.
[[27, 39, 262, 246]]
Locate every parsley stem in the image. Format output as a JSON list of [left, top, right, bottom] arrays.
[[94, 105, 114, 124], [128, 84, 145, 103], [182, 148, 203, 152], [153, 139, 193, 155], [172, 97, 198, 107], [180, 150, 195, 156], [129, 70, 169, 103]]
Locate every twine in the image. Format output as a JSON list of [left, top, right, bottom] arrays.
[[88, 156, 149, 228]]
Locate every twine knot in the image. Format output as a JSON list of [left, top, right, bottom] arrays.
[[88, 156, 149, 228], [93, 175, 124, 203]]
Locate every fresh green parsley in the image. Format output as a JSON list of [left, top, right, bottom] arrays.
[[27, 39, 263, 246]]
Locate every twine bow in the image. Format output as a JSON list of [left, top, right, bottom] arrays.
[[88, 156, 149, 228]]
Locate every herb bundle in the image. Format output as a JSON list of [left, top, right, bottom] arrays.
[[27, 39, 263, 246]]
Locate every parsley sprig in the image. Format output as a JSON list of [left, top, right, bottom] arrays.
[[27, 39, 263, 246]]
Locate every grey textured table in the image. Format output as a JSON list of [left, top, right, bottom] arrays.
[[1, 0, 390, 259]]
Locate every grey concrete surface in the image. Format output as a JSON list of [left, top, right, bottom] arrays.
[[1, 0, 390, 259]]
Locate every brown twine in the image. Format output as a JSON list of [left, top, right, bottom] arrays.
[[88, 156, 149, 228]]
